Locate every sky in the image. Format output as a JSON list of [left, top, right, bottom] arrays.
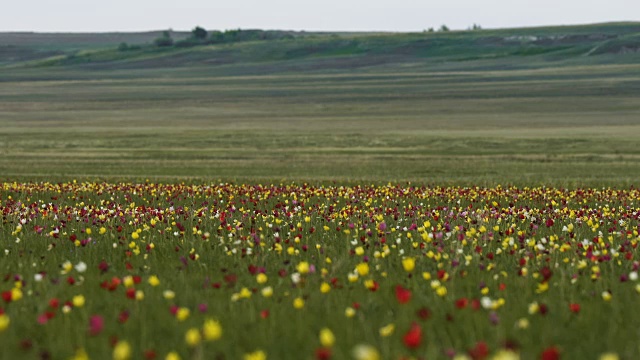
[[2, 0, 638, 32]]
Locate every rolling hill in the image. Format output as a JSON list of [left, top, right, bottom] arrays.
[[2, 23, 640, 185], [1, 23, 640, 73]]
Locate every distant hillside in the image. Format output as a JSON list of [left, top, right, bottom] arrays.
[[0, 30, 190, 48], [0, 30, 190, 66], [1, 22, 640, 73]]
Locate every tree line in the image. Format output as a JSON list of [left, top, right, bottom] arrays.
[[152, 27, 297, 48], [118, 24, 484, 51]]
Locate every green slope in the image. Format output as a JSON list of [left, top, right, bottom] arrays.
[[2, 22, 640, 73]]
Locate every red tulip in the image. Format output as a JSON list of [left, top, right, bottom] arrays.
[[541, 346, 561, 360], [468, 341, 489, 360], [315, 347, 332, 360], [569, 303, 580, 314], [395, 285, 412, 304], [403, 323, 422, 349], [455, 298, 469, 309]]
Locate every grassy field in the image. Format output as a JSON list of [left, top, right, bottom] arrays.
[[2, 22, 640, 186], [3, 23, 640, 360], [2, 182, 640, 360]]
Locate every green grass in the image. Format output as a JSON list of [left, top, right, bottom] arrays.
[[2, 65, 640, 186], [1, 183, 640, 359], [2, 22, 640, 186]]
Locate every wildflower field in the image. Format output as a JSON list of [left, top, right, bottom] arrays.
[[1, 181, 639, 360], [4, 24, 640, 360]]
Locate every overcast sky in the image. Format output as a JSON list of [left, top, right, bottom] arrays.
[[2, 0, 638, 32]]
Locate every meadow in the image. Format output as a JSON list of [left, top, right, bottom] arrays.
[[2, 23, 640, 359], [2, 182, 640, 360], [2, 23, 640, 186]]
